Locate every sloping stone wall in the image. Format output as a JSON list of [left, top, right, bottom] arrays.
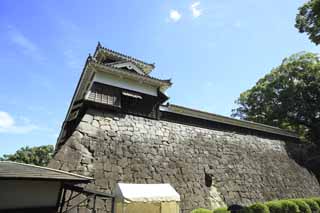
[[49, 108, 320, 212]]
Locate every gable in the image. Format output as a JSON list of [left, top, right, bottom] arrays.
[[111, 61, 145, 75], [93, 42, 155, 75]]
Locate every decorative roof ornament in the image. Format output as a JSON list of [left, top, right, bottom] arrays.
[[88, 53, 93, 61]]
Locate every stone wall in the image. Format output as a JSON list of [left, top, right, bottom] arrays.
[[49, 108, 320, 212]]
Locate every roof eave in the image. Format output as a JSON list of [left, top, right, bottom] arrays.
[[56, 55, 93, 144], [0, 161, 94, 182], [160, 104, 299, 139], [0, 177, 92, 183], [90, 61, 171, 89]]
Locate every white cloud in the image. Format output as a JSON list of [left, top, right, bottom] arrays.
[[0, 111, 37, 134], [0, 112, 14, 128], [7, 26, 45, 62], [190, 2, 202, 18], [169, 10, 182, 22]]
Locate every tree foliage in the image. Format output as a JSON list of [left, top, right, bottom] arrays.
[[0, 145, 54, 166], [232, 52, 320, 144], [295, 0, 320, 45]]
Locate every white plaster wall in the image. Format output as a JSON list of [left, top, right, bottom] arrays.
[[94, 71, 158, 96], [0, 180, 61, 209]]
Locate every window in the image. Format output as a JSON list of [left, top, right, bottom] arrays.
[[87, 83, 121, 107]]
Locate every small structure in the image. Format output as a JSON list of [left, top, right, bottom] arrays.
[[115, 183, 180, 213], [0, 161, 93, 213]]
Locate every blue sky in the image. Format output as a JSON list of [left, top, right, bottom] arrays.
[[0, 0, 318, 156]]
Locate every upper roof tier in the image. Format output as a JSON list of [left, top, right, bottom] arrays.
[[94, 42, 155, 74], [90, 57, 172, 91]]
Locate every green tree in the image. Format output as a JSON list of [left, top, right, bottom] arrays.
[[0, 145, 54, 166], [295, 0, 320, 45], [232, 52, 320, 144]]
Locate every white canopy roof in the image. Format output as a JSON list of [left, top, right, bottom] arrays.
[[115, 183, 180, 202]]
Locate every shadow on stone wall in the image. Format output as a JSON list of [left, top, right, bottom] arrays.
[[285, 142, 320, 184]]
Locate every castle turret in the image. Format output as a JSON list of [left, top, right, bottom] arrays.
[[58, 43, 172, 146]]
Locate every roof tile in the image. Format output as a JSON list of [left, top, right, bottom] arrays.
[[0, 161, 93, 182]]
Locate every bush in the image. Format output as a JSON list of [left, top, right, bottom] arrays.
[[302, 199, 320, 212], [191, 208, 213, 213], [192, 197, 320, 213], [265, 201, 283, 213], [213, 207, 229, 213], [290, 199, 312, 213], [265, 200, 299, 213], [280, 200, 299, 213], [310, 197, 320, 208], [248, 203, 270, 213]]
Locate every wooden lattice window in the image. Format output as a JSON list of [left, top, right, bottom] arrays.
[[87, 83, 121, 107]]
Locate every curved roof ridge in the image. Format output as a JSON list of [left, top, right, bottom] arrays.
[[94, 42, 155, 69], [90, 60, 172, 86]]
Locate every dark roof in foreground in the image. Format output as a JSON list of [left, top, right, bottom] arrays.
[[0, 161, 93, 182], [160, 104, 299, 139]]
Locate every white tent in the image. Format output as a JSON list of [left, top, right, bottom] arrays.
[[115, 183, 180, 213]]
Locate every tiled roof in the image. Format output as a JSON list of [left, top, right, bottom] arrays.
[[94, 42, 155, 70], [90, 59, 172, 87], [0, 161, 93, 182], [160, 104, 299, 139]]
